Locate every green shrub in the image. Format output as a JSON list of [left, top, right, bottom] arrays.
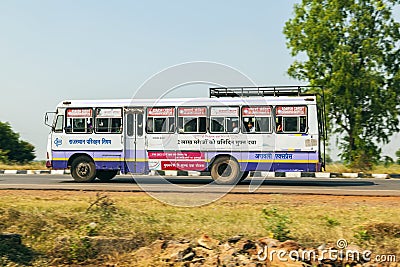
[[86, 193, 117, 221], [324, 216, 340, 227], [262, 208, 291, 241]]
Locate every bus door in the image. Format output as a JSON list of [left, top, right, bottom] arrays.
[[124, 107, 147, 174]]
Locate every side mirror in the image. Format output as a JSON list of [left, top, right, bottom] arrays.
[[44, 112, 56, 127]]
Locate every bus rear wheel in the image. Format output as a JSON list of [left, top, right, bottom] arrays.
[[71, 156, 96, 182], [240, 171, 249, 182], [96, 170, 118, 181], [210, 156, 241, 185]]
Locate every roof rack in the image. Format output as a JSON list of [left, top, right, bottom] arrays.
[[209, 86, 317, 98]]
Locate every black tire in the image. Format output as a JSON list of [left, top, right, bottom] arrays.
[[71, 156, 96, 182], [210, 156, 241, 185], [240, 171, 250, 182], [96, 170, 118, 181]]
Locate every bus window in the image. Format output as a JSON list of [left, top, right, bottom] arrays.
[[168, 117, 175, 133], [182, 118, 196, 132], [283, 117, 298, 132], [95, 108, 122, 134], [146, 118, 153, 132], [226, 118, 239, 133], [137, 114, 143, 136], [210, 107, 239, 133], [74, 119, 85, 132], [146, 107, 175, 133], [211, 117, 224, 132], [242, 117, 255, 132], [275, 106, 307, 133], [242, 106, 272, 133], [97, 118, 109, 132], [154, 118, 167, 132], [177, 107, 207, 133], [111, 118, 122, 133], [54, 115, 64, 133], [276, 117, 283, 132], [300, 116, 307, 132], [127, 114, 134, 136], [255, 117, 270, 132], [66, 108, 93, 134]]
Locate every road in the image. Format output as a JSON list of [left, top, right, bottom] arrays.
[[0, 174, 400, 196]]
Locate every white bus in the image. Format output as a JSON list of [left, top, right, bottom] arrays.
[[44, 86, 326, 184]]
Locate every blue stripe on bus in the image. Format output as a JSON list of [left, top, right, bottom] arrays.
[[52, 150, 319, 173], [239, 162, 317, 172]]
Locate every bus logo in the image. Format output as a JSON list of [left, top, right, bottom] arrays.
[[54, 138, 62, 147]]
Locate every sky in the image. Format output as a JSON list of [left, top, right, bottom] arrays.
[[0, 1, 399, 161]]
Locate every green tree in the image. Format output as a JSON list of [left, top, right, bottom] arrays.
[[284, 0, 400, 169], [396, 148, 400, 164], [0, 122, 35, 163], [0, 149, 9, 163]]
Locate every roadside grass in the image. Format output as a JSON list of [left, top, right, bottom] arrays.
[[0, 161, 46, 170], [325, 163, 400, 174], [370, 164, 400, 173], [0, 191, 399, 266]]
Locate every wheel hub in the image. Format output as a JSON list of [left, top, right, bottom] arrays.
[[77, 163, 90, 177], [217, 163, 232, 177]]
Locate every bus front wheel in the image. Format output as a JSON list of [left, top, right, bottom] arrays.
[[210, 156, 241, 185], [71, 156, 96, 182], [96, 170, 118, 182]]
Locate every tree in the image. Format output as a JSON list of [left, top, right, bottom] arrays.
[[396, 148, 400, 164], [0, 121, 35, 163], [284, 0, 400, 169]]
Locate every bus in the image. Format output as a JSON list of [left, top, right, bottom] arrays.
[[44, 86, 326, 184]]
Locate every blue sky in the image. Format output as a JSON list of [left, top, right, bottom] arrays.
[[0, 1, 399, 160]]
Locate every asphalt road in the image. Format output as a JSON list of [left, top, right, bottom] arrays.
[[0, 174, 400, 196]]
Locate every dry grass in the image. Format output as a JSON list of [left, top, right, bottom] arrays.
[[325, 163, 400, 173], [325, 163, 354, 173], [371, 164, 400, 174], [0, 161, 46, 170], [0, 191, 399, 266]]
